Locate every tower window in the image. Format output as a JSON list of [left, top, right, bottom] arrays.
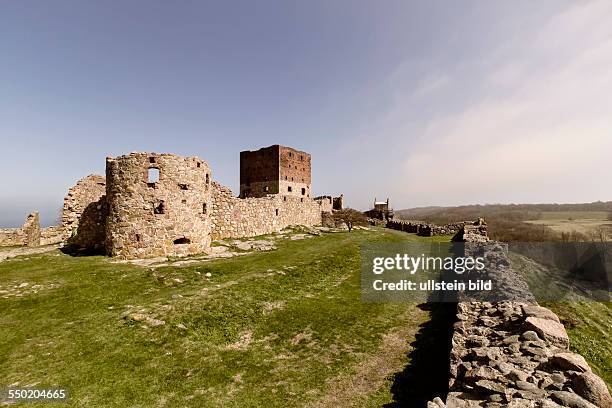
[[203, 203, 207, 214], [288, 186, 292, 192], [275, 209, 279, 216], [301, 188, 306, 195], [178, 183, 189, 190], [147, 168, 160, 183], [149, 157, 156, 163], [206, 173, 210, 184], [264, 186, 269, 192]]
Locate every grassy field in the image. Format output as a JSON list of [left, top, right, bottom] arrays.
[[1, 227, 610, 407], [544, 302, 612, 387], [0, 228, 453, 408], [524, 210, 612, 240]]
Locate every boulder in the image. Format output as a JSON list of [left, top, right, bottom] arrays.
[[550, 352, 591, 373], [522, 305, 561, 323], [550, 391, 598, 408], [572, 371, 612, 407], [524, 317, 569, 349]]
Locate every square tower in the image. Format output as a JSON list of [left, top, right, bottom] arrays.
[[240, 145, 311, 198]]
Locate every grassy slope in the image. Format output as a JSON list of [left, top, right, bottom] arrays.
[[0, 228, 448, 408], [544, 302, 612, 387]]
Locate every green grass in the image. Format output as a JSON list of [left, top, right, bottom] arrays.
[[0, 228, 439, 408], [544, 302, 612, 388], [536, 211, 609, 221]]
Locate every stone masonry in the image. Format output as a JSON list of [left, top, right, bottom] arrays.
[[105, 152, 213, 259], [4, 146, 339, 259], [62, 174, 106, 240], [426, 224, 611, 408], [240, 145, 312, 199], [0, 212, 41, 247], [211, 182, 325, 240]]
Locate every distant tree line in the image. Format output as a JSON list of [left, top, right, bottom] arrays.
[[395, 201, 612, 242]]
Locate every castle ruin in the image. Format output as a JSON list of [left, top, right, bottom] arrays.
[[28, 145, 340, 259]]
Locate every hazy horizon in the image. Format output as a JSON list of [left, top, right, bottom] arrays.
[[1, 0, 611, 227]]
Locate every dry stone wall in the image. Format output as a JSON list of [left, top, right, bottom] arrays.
[[105, 152, 213, 259], [0, 212, 40, 247], [40, 226, 64, 246], [387, 219, 477, 237], [211, 182, 324, 240], [427, 226, 611, 407]]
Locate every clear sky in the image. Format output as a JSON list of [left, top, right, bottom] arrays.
[[1, 0, 611, 227]]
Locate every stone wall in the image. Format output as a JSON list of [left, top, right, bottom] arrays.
[[387, 219, 471, 237], [105, 152, 212, 259], [40, 226, 64, 246], [210, 182, 324, 240], [314, 196, 334, 213], [62, 174, 106, 240], [0, 228, 23, 246], [0, 212, 40, 247], [427, 230, 611, 407]]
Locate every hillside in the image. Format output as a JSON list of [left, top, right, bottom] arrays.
[[395, 202, 612, 242]]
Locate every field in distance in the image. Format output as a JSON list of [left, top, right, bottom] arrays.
[[524, 211, 612, 240], [395, 201, 612, 242]]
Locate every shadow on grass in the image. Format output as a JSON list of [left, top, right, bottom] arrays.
[[383, 301, 457, 407], [60, 243, 105, 257]]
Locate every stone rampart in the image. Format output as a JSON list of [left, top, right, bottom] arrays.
[[387, 219, 472, 237], [427, 230, 611, 407], [211, 182, 324, 240], [62, 174, 106, 240], [0, 212, 40, 247], [40, 226, 64, 246]]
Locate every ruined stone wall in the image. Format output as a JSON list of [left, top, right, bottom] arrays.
[[0, 228, 24, 246], [333, 194, 344, 210], [427, 234, 611, 407], [314, 196, 334, 213], [22, 212, 41, 246], [40, 226, 64, 246], [387, 219, 472, 237], [69, 196, 108, 252], [211, 182, 323, 240], [105, 153, 212, 259], [62, 174, 106, 240], [0, 212, 40, 247]]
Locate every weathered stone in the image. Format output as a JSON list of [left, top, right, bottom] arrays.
[[475, 380, 505, 394], [522, 305, 561, 323], [524, 317, 569, 349], [550, 391, 598, 408], [520, 331, 540, 341], [515, 380, 537, 391], [0, 212, 41, 247], [550, 352, 591, 373], [572, 371, 612, 407]]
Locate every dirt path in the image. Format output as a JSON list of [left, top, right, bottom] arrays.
[[0, 245, 59, 262]]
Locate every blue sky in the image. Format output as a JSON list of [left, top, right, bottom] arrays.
[[1, 0, 611, 226]]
